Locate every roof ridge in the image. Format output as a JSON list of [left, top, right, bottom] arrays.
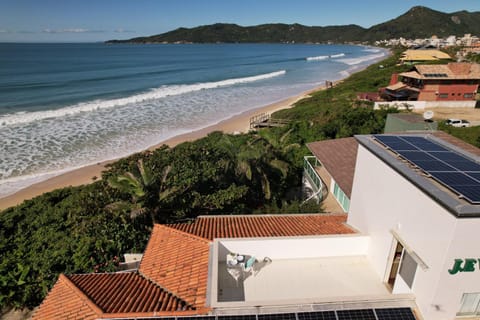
[[157, 223, 212, 243], [61, 274, 105, 316], [135, 270, 196, 310]]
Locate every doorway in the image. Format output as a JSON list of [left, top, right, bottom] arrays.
[[387, 241, 404, 289]]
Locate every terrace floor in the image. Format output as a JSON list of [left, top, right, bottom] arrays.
[[217, 255, 393, 306]]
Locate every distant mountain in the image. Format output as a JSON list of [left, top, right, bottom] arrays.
[[106, 6, 480, 44], [108, 23, 366, 44], [365, 6, 480, 40]]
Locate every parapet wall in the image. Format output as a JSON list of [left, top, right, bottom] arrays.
[[374, 100, 477, 110]]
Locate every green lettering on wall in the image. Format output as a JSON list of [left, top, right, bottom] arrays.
[[448, 259, 478, 275], [448, 259, 464, 275]]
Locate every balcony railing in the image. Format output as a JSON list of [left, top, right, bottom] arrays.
[[303, 156, 323, 202]]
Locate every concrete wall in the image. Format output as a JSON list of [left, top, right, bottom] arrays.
[[374, 100, 476, 110], [217, 235, 369, 262], [430, 218, 480, 319], [348, 145, 459, 320]]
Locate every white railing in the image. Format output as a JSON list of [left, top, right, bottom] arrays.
[[303, 156, 323, 202]]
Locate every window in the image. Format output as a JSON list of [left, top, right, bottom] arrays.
[[399, 251, 417, 288], [464, 93, 474, 99], [332, 182, 350, 212], [438, 93, 448, 99], [458, 293, 480, 316]]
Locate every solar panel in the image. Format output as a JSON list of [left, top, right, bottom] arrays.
[[258, 313, 296, 320], [298, 311, 336, 320], [429, 172, 479, 186], [397, 151, 436, 161], [375, 307, 416, 320], [466, 172, 480, 181], [446, 161, 480, 172], [337, 309, 376, 320], [428, 151, 467, 162], [453, 185, 480, 203], [374, 135, 480, 204], [218, 316, 257, 320], [409, 160, 456, 172], [122, 308, 416, 320], [402, 137, 448, 151]]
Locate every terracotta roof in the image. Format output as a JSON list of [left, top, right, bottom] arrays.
[[139, 225, 210, 309], [400, 49, 451, 61], [169, 214, 355, 240], [386, 82, 408, 91], [401, 63, 480, 80], [32, 274, 101, 320], [67, 272, 193, 314], [307, 138, 359, 198], [34, 215, 355, 319]]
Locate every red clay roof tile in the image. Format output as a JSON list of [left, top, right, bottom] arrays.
[[139, 225, 211, 309], [169, 214, 355, 240], [35, 214, 355, 319], [67, 272, 193, 314], [32, 274, 101, 320]]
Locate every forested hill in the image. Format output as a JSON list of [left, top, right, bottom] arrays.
[[106, 6, 480, 44]]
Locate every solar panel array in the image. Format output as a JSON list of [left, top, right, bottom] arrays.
[[112, 308, 416, 320], [423, 73, 448, 78], [374, 135, 480, 203]]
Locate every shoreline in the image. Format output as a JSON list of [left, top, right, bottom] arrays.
[[0, 86, 320, 211], [0, 47, 390, 211]]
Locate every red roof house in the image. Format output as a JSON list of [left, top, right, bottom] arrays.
[[32, 214, 354, 320], [381, 62, 480, 101]]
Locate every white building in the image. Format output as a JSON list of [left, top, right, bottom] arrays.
[[307, 131, 480, 319], [35, 131, 480, 320]]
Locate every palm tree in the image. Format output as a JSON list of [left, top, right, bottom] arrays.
[[106, 159, 173, 223], [223, 133, 291, 202]]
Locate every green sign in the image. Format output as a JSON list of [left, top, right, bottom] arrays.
[[448, 259, 478, 275]]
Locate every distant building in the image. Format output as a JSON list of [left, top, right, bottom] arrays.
[[399, 49, 451, 64], [381, 62, 480, 102], [384, 113, 438, 133]]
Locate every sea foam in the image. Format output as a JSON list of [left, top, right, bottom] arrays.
[[338, 53, 386, 66], [0, 70, 286, 127], [306, 53, 345, 61]]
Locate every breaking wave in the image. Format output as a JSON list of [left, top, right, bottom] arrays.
[[337, 53, 386, 66], [306, 53, 345, 61], [306, 55, 329, 61], [0, 70, 286, 127]]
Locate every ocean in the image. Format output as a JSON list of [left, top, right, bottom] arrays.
[[0, 43, 387, 198]]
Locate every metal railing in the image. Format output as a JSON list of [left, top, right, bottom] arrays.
[[303, 156, 323, 201]]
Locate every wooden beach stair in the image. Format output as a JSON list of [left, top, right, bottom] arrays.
[[249, 113, 290, 129]]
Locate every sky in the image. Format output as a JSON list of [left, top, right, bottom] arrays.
[[0, 0, 478, 42]]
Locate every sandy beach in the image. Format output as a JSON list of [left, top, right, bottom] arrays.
[[0, 86, 321, 211]]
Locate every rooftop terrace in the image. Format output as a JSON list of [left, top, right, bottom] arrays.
[[210, 235, 415, 312]]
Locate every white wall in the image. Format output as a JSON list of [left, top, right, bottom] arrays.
[[348, 145, 458, 320], [374, 100, 476, 110], [430, 218, 480, 319], [217, 235, 369, 261]]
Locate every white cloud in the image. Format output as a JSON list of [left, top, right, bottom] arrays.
[[42, 28, 104, 33], [114, 28, 135, 33]]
